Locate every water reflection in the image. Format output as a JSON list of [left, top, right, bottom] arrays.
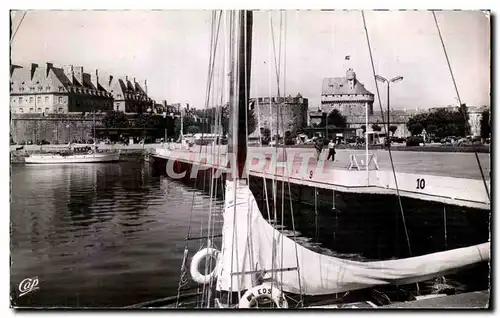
[[11, 162, 223, 308]]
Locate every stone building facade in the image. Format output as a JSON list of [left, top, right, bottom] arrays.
[[10, 63, 114, 114], [10, 62, 153, 115], [311, 69, 428, 138], [321, 68, 375, 117], [107, 77, 153, 114], [249, 94, 308, 138]]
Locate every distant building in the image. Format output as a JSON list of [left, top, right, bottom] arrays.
[[467, 106, 490, 137], [311, 69, 427, 138], [107, 76, 153, 114], [10, 62, 153, 114], [321, 68, 375, 117], [10, 63, 114, 114], [250, 93, 308, 137]]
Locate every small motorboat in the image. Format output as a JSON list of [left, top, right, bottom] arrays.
[[25, 143, 120, 164]]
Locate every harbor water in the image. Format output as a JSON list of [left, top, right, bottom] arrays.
[[10, 160, 489, 308]]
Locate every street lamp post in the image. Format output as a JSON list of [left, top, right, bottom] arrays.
[[375, 75, 403, 146]]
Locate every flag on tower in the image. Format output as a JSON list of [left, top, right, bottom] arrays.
[[345, 55, 351, 60]]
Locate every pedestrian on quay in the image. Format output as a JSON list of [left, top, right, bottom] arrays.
[[327, 139, 336, 161], [314, 136, 324, 161]]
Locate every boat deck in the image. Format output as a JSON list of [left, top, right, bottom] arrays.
[[152, 146, 491, 210], [383, 290, 490, 308]]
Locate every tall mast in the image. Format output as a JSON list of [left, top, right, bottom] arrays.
[[227, 10, 253, 181]]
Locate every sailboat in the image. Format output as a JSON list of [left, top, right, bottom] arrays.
[[139, 10, 490, 309]]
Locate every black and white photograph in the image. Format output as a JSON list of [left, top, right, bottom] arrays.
[[9, 7, 492, 310]]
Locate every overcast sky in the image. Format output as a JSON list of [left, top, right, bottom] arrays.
[[10, 10, 490, 111]]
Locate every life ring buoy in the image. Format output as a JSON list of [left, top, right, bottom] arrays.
[[238, 283, 288, 308], [190, 247, 219, 284], [88, 150, 93, 155]]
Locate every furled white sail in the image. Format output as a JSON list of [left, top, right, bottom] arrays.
[[215, 180, 490, 295]]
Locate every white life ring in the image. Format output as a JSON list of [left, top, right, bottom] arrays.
[[238, 283, 288, 308], [190, 247, 219, 284], [87, 150, 93, 155]]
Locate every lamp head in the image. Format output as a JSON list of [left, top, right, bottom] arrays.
[[375, 75, 387, 83], [390, 76, 404, 83]]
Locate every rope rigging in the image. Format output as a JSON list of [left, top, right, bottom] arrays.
[[361, 11, 413, 258], [269, 10, 304, 307], [10, 11, 27, 44], [432, 11, 490, 203]]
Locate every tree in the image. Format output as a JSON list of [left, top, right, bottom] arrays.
[[320, 109, 347, 128], [409, 122, 424, 136], [480, 110, 491, 140], [220, 104, 256, 136], [458, 103, 470, 136], [134, 113, 157, 129], [187, 125, 200, 134], [261, 127, 271, 145], [371, 124, 382, 132], [327, 109, 347, 128], [406, 108, 468, 138], [102, 111, 129, 128], [389, 125, 398, 136], [247, 108, 257, 135]]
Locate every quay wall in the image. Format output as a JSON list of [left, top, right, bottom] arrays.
[[10, 113, 106, 145]]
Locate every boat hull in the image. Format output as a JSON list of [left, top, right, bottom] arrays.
[[25, 152, 120, 164]]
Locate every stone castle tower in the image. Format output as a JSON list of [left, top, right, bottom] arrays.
[[320, 68, 374, 117]]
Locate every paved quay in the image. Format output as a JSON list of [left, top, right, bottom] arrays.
[[152, 145, 491, 210], [154, 145, 490, 180]]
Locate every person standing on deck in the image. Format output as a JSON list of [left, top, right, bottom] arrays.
[[314, 136, 324, 161], [327, 139, 336, 161]]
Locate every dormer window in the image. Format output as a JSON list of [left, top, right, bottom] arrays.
[[46, 86, 50, 91], [59, 86, 64, 92]]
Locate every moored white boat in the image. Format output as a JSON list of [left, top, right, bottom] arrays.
[[25, 152, 120, 164], [25, 143, 120, 164]]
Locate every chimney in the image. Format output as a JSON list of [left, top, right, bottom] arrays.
[[125, 75, 128, 82], [30, 63, 38, 80], [73, 66, 83, 85], [133, 77, 136, 83], [46, 63, 53, 78], [108, 75, 113, 86], [63, 65, 74, 84], [91, 69, 99, 89]]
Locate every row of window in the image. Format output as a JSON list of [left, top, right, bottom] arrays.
[[13, 107, 65, 113], [14, 96, 64, 104], [14, 85, 65, 93]]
